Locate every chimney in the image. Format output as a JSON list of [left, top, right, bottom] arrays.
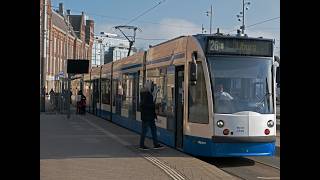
[[58, 3, 64, 16], [67, 9, 71, 15]]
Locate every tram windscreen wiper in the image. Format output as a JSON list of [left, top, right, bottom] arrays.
[[255, 78, 271, 112]]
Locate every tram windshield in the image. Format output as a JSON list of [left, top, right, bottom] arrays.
[[208, 56, 274, 114]]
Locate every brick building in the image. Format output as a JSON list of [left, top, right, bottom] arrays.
[[40, 0, 94, 93]]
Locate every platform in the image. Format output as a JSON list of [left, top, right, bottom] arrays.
[[40, 111, 239, 180]]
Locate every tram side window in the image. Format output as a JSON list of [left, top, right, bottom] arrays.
[[93, 80, 100, 103], [137, 71, 143, 112], [113, 79, 122, 115], [112, 80, 115, 107], [121, 74, 133, 117], [188, 62, 209, 124], [101, 78, 111, 105], [84, 81, 91, 104], [145, 67, 175, 131], [166, 66, 175, 131], [147, 67, 168, 117]]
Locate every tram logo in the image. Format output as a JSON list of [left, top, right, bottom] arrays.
[[236, 126, 245, 133], [197, 141, 207, 145]]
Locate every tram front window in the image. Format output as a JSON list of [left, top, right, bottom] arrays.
[[208, 57, 274, 114]]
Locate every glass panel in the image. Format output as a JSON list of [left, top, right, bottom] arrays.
[[208, 56, 274, 114], [142, 66, 176, 130], [137, 71, 143, 112], [188, 62, 209, 123], [101, 78, 111, 105], [166, 66, 175, 131], [84, 81, 90, 105], [147, 67, 167, 117], [121, 74, 132, 118], [113, 79, 122, 115]]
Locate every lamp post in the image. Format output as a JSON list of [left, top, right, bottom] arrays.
[[40, 0, 48, 112], [64, 11, 71, 118], [205, 5, 213, 34], [201, 24, 207, 34], [236, 0, 251, 34]]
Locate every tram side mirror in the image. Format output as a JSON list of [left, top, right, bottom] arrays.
[[274, 56, 280, 67], [190, 51, 198, 86], [274, 56, 280, 84]]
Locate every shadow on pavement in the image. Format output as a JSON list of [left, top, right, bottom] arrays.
[[198, 157, 256, 168]]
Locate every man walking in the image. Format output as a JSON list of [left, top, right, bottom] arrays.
[[139, 80, 164, 150]]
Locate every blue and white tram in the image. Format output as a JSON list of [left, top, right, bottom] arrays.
[[79, 34, 277, 157]]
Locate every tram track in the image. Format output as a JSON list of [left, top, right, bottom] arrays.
[[198, 156, 280, 180]]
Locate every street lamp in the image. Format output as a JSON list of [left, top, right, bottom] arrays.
[[205, 5, 213, 34], [201, 24, 207, 34], [236, 0, 251, 34]]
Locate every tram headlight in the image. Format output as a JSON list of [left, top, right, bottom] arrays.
[[267, 120, 274, 128], [217, 120, 224, 128]]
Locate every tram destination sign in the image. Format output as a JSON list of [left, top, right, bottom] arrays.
[[207, 38, 273, 57]]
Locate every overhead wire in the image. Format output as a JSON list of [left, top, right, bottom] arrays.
[[227, 16, 280, 33], [124, 0, 166, 26]]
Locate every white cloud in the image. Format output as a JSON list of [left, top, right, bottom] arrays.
[[95, 23, 118, 35], [132, 18, 201, 49]]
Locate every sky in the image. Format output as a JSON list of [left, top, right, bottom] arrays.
[[50, 0, 280, 55]]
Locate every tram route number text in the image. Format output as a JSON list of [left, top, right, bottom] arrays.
[[209, 40, 224, 51]]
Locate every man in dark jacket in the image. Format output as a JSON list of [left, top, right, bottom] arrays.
[[139, 81, 164, 150]]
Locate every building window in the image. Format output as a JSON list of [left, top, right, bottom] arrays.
[[53, 37, 56, 54]]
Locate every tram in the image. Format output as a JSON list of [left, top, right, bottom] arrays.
[[75, 33, 277, 157]]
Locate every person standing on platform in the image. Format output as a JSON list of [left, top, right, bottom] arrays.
[[139, 80, 164, 150]]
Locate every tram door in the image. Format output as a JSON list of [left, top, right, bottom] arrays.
[[175, 66, 184, 149]]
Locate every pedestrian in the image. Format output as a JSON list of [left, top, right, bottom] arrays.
[[139, 80, 164, 150], [80, 92, 86, 114], [76, 90, 80, 113], [49, 88, 55, 105], [69, 90, 72, 104]]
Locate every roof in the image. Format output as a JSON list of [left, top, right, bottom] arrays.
[[68, 15, 82, 38], [52, 11, 68, 31], [52, 11, 77, 38]]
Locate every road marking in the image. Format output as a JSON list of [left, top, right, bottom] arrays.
[[144, 156, 184, 180], [257, 177, 280, 179], [78, 115, 186, 180], [143, 153, 185, 180]]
